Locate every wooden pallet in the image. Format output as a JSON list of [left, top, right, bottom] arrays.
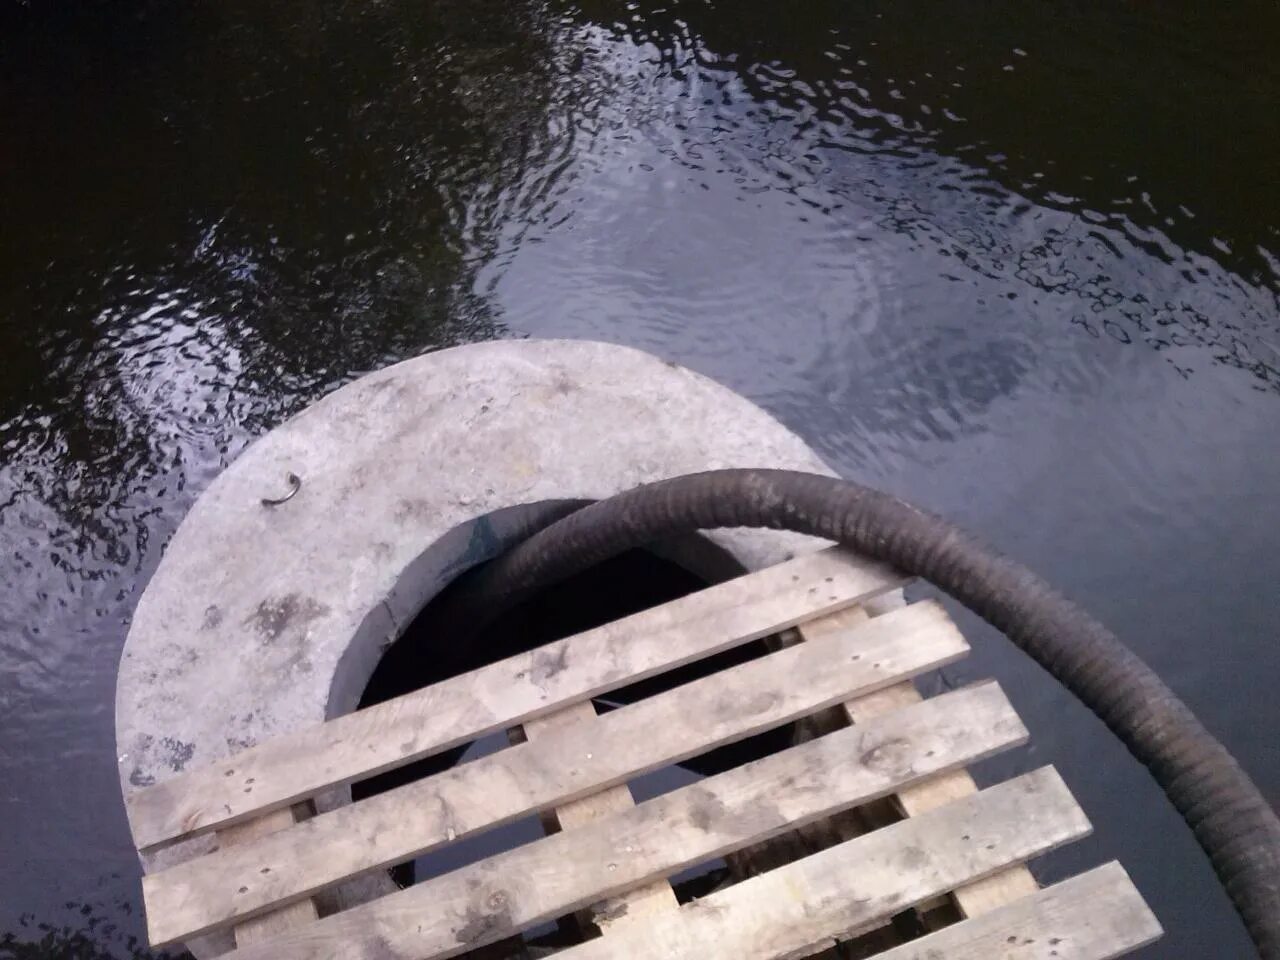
[[131, 546, 1162, 959]]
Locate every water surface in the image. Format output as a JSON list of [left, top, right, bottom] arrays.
[[2, 1, 1278, 957]]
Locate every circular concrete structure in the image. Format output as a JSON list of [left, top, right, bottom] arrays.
[[115, 339, 839, 953]]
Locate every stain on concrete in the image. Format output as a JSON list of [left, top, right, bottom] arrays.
[[243, 593, 330, 642], [129, 767, 156, 787], [157, 643, 201, 682], [160, 737, 196, 771], [201, 604, 223, 630], [393, 498, 433, 523]]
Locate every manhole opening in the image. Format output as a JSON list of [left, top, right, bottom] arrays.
[[354, 540, 797, 895]]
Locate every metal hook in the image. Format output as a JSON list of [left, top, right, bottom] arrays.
[[261, 472, 302, 507]]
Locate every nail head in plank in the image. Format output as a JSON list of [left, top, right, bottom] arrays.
[[870, 862, 1162, 959], [552, 767, 1091, 960], [143, 597, 964, 946], [130, 547, 903, 850], [216, 682, 1030, 960]]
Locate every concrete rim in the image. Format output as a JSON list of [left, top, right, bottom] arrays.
[[114, 338, 837, 952]]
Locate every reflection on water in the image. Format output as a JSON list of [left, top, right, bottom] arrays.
[[1, 0, 1277, 956]]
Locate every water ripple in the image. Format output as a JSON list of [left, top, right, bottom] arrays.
[[0, 0, 1277, 956]]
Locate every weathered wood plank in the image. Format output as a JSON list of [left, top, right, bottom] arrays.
[[218, 807, 318, 948], [130, 547, 902, 850], [870, 862, 1161, 959], [520, 703, 679, 932], [804, 608, 1041, 919], [551, 767, 1090, 960], [215, 682, 1030, 960], [144, 598, 963, 946]]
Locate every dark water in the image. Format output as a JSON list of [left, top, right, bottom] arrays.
[[2, 0, 1278, 956]]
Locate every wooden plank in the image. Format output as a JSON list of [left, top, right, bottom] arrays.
[[144, 598, 964, 946], [550, 767, 1090, 960], [129, 547, 902, 850], [216, 682, 1031, 960], [520, 703, 679, 932], [803, 608, 1041, 919], [870, 862, 1161, 959], [218, 807, 318, 948]]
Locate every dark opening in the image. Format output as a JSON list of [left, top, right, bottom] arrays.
[[353, 543, 797, 904]]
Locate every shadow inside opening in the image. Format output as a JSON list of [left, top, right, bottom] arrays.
[[353, 544, 796, 893]]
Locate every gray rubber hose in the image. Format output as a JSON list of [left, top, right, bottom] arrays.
[[448, 469, 1280, 957]]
